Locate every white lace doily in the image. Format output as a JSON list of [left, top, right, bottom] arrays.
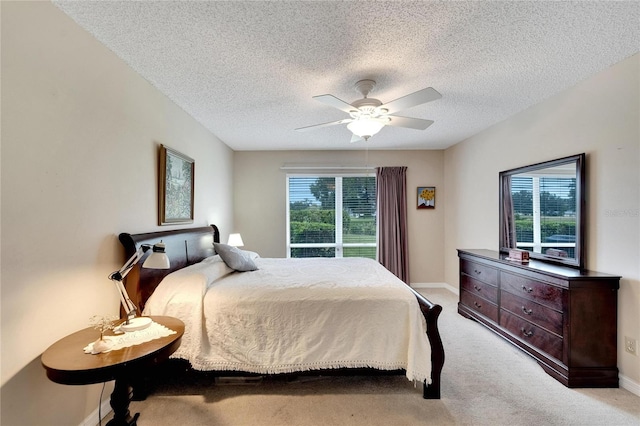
[[84, 321, 177, 354]]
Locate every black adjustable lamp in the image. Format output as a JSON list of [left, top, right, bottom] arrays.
[[108, 241, 169, 332]]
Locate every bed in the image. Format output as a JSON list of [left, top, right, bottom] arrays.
[[119, 225, 444, 399]]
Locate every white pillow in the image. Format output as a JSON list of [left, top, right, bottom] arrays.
[[213, 243, 259, 272], [243, 250, 261, 260], [201, 254, 224, 264], [173, 255, 234, 283]]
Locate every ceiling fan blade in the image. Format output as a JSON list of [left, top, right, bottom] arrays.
[[380, 87, 441, 114], [386, 115, 434, 130], [313, 94, 357, 114], [295, 118, 353, 132], [350, 134, 364, 143]]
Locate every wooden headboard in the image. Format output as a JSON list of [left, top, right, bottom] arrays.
[[118, 225, 220, 314]]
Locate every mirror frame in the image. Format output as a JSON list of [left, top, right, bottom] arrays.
[[499, 153, 586, 269]]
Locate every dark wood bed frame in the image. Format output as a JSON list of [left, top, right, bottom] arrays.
[[119, 225, 444, 399]]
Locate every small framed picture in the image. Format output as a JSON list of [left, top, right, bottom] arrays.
[[159, 145, 195, 225], [417, 186, 435, 209]]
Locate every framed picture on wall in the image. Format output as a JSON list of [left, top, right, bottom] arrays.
[[417, 186, 435, 209], [159, 145, 195, 225]]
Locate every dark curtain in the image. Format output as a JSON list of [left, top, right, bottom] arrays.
[[502, 177, 517, 249], [376, 166, 409, 283]]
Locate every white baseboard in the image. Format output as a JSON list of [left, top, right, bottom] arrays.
[[80, 398, 111, 426], [620, 373, 640, 397], [411, 282, 459, 295]]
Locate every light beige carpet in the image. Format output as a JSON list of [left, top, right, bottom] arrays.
[[103, 289, 640, 426]]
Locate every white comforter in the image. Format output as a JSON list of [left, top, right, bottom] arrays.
[[143, 256, 432, 383]]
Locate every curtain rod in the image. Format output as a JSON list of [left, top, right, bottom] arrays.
[[280, 165, 377, 170]]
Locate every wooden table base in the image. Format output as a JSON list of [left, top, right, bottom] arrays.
[[107, 377, 139, 426]]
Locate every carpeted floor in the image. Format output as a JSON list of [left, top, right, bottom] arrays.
[[103, 288, 640, 426]]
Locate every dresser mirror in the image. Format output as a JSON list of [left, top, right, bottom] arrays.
[[499, 153, 586, 269]]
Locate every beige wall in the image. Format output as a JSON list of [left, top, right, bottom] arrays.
[[234, 150, 445, 284], [444, 54, 640, 387], [1, 2, 234, 425]]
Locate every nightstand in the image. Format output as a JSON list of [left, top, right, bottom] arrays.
[[41, 316, 184, 426]]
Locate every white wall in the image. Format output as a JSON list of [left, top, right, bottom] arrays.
[[1, 2, 234, 424], [234, 150, 445, 284], [443, 54, 640, 388]]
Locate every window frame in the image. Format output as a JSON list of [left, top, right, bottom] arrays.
[[286, 173, 377, 259]]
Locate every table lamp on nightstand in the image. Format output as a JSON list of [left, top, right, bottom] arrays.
[[108, 241, 170, 332], [227, 233, 244, 247]]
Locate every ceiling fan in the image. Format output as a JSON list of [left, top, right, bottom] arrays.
[[295, 79, 441, 143]]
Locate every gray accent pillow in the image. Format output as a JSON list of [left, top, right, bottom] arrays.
[[213, 242, 258, 272]]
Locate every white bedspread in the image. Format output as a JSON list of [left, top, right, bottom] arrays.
[[143, 256, 432, 383]]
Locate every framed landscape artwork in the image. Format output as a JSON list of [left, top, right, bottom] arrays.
[[159, 145, 194, 225], [417, 186, 435, 209]]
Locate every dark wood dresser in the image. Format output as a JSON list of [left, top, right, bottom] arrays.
[[457, 249, 620, 388]]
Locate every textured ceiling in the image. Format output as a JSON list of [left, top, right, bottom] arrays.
[[53, 1, 639, 151]]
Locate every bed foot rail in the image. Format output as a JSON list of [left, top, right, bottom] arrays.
[[423, 377, 441, 399], [407, 287, 445, 400]]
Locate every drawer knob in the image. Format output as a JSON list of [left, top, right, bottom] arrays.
[[520, 327, 534, 337], [474, 285, 482, 291], [521, 306, 533, 315], [521, 285, 533, 293], [474, 269, 482, 275], [474, 301, 482, 309]]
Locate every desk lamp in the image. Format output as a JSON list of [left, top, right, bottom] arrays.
[[108, 242, 169, 332]]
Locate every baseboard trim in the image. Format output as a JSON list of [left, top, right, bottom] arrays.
[[620, 373, 640, 397], [80, 398, 111, 426], [411, 282, 459, 295]]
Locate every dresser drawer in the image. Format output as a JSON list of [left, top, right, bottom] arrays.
[[500, 310, 563, 361], [501, 272, 564, 311], [461, 275, 498, 303], [460, 289, 498, 322], [460, 260, 498, 285], [501, 290, 563, 336]]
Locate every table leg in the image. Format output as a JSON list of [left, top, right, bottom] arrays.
[[106, 378, 140, 426]]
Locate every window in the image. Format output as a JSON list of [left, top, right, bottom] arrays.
[[286, 175, 377, 259]]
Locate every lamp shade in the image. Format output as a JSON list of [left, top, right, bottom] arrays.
[[227, 233, 244, 247], [142, 242, 170, 269], [347, 117, 386, 139]]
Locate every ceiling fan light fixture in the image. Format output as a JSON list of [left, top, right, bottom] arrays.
[[347, 117, 386, 140], [301, 80, 441, 143]]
